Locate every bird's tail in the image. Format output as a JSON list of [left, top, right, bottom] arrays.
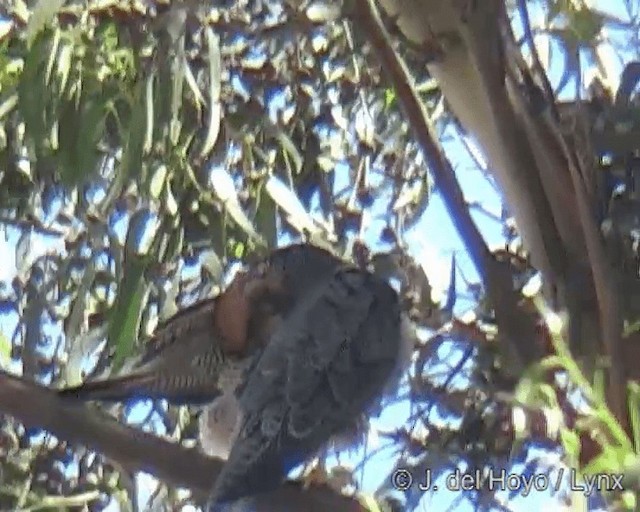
[[58, 373, 223, 405], [57, 373, 156, 402]]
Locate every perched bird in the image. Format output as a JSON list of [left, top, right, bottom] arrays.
[[57, 244, 348, 456], [57, 268, 274, 405], [198, 244, 349, 458], [57, 244, 346, 403], [207, 251, 413, 509], [57, 243, 413, 506]]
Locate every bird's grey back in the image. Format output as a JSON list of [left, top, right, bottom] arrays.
[[208, 265, 403, 506]]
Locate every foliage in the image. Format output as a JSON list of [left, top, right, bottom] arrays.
[[0, 0, 638, 511]]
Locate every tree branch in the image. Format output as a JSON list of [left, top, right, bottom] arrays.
[[0, 371, 366, 512], [350, 0, 544, 373]]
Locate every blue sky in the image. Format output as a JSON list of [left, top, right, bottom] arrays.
[[0, 0, 635, 510]]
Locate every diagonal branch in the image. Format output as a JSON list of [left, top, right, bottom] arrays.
[[350, 0, 543, 373], [0, 371, 366, 512]]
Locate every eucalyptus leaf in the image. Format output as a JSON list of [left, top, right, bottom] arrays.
[[265, 175, 320, 235], [200, 27, 222, 158], [25, 0, 65, 46], [210, 165, 264, 244]]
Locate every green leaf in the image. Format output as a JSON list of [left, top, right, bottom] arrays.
[[109, 207, 160, 370], [170, 40, 186, 145], [233, 241, 245, 259], [568, 7, 604, 44], [56, 94, 107, 186], [201, 249, 223, 283], [255, 181, 277, 248], [162, 219, 184, 263], [265, 175, 320, 236], [183, 56, 205, 111], [44, 28, 60, 86], [57, 97, 78, 177], [120, 80, 147, 181], [582, 443, 627, 475], [109, 254, 147, 372], [149, 164, 168, 199], [628, 382, 640, 452], [620, 491, 636, 511], [165, 180, 178, 216], [200, 27, 221, 158], [0, 93, 18, 121], [26, 0, 65, 47], [384, 88, 396, 109], [143, 72, 155, 153], [209, 165, 265, 245], [0, 331, 11, 368], [559, 428, 580, 463], [276, 130, 303, 175], [357, 494, 382, 512], [18, 34, 51, 155], [57, 44, 73, 92], [75, 97, 108, 181]]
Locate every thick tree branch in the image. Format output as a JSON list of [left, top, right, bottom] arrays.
[[351, 0, 543, 373], [363, 0, 629, 440], [0, 371, 365, 512], [549, 114, 627, 426]]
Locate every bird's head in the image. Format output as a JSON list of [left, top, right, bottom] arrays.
[[249, 243, 345, 299], [213, 244, 346, 355]]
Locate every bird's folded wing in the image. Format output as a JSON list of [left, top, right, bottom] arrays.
[[58, 299, 231, 404], [209, 267, 403, 506]]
